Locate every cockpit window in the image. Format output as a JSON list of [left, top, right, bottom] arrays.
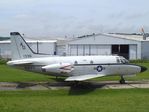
[[120, 59, 125, 63], [116, 57, 120, 63], [119, 57, 129, 64]]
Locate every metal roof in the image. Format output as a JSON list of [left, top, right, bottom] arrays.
[[68, 33, 149, 42], [104, 33, 149, 41]]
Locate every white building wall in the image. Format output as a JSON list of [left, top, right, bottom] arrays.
[[137, 42, 141, 59], [0, 43, 11, 58], [141, 41, 149, 59], [90, 45, 97, 55], [28, 42, 56, 55], [57, 45, 66, 56], [39, 42, 56, 54], [97, 45, 111, 55], [77, 45, 83, 55], [129, 44, 137, 60], [69, 45, 77, 56], [68, 44, 111, 56]]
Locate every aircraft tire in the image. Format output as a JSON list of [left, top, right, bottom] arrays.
[[119, 79, 125, 84]]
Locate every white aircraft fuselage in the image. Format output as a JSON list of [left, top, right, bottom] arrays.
[[7, 32, 147, 83], [7, 56, 141, 76]]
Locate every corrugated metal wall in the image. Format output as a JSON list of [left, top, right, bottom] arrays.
[[68, 44, 111, 56], [141, 41, 149, 59]]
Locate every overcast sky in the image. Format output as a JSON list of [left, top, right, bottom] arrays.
[[0, 0, 149, 38]]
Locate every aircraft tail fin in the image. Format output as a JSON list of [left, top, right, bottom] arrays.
[[10, 32, 48, 60]]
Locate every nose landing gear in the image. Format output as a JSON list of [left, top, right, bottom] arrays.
[[119, 76, 126, 84]]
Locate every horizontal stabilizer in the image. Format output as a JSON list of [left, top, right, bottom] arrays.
[[65, 74, 105, 81]]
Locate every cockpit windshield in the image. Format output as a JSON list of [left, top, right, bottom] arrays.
[[116, 56, 129, 64]]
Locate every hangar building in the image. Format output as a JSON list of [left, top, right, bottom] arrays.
[[64, 33, 149, 60], [0, 33, 149, 60]]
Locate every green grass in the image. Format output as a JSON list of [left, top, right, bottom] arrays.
[[0, 89, 149, 112], [0, 64, 54, 82], [0, 60, 149, 112]]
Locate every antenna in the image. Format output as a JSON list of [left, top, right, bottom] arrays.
[[141, 27, 146, 40]]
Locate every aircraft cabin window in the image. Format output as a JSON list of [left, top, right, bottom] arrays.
[[74, 61, 78, 64], [120, 58, 128, 64], [90, 60, 94, 64], [122, 59, 128, 64]]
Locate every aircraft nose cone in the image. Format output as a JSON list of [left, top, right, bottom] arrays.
[[140, 66, 147, 73]]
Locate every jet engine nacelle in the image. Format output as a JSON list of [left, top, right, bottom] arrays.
[[42, 63, 73, 74]]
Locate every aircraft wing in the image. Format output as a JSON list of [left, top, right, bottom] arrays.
[[65, 74, 106, 81]]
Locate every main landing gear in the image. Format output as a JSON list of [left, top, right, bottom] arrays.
[[119, 76, 126, 84]]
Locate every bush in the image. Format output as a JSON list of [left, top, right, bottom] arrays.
[[130, 59, 149, 63], [0, 59, 7, 65]]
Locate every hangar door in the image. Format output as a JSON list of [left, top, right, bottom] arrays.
[[112, 45, 129, 59]]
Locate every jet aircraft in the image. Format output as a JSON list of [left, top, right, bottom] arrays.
[[7, 32, 147, 84]]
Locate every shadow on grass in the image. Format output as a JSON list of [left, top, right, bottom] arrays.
[[47, 78, 106, 95], [50, 77, 65, 82], [16, 78, 106, 95], [68, 82, 105, 95], [17, 82, 37, 88]]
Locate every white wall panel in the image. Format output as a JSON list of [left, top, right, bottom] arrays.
[[90, 45, 98, 55], [129, 45, 137, 60], [97, 45, 111, 55], [141, 42, 149, 59], [0, 43, 11, 58], [29, 42, 56, 55], [57, 45, 66, 56], [69, 45, 77, 56], [39, 43, 55, 54], [78, 45, 83, 56], [84, 45, 90, 55]]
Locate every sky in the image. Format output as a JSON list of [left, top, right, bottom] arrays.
[[0, 0, 149, 38]]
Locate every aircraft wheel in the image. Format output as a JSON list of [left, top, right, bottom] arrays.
[[119, 76, 126, 84]]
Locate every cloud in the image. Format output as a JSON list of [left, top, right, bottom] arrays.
[[126, 13, 145, 19], [14, 14, 32, 20], [0, 0, 149, 37]]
